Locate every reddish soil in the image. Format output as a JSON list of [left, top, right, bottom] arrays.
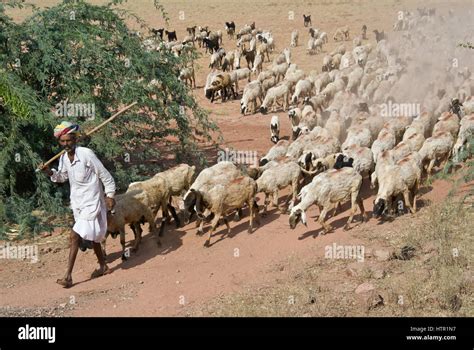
[[1, 0, 472, 316]]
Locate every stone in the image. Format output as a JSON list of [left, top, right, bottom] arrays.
[[374, 249, 391, 261], [355, 282, 375, 294]]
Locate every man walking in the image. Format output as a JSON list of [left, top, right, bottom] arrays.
[[40, 121, 116, 288]]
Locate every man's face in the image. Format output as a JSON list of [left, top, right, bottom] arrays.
[[59, 134, 77, 152]]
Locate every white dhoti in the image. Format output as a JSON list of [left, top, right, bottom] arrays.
[[50, 147, 116, 242], [72, 200, 107, 243]]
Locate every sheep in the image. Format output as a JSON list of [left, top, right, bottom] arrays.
[[307, 37, 323, 55], [183, 162, 241, 226], [361, 79, 379, 103], [249, 37, 257, 52], [330, 54, 342, 70], [309, 153, 347, 174], [225, 21, 235, 39], [203, 36, 220, 53], [251, 53, 264, 76], [293, 107, 323, 140], [261, 75, 277, 95], [383, 116, 413, 143], [203, 71, 220, 98], [126, 173, 173, 238], [260, 82, 291, 114], [221, 50, 235, 72], [341, 144, 374, 178], [240, 80, 264, 115], [303, 14, 312, 27], [257, 42, 271, 62], [341, 125, 372, 150], [270, 115, 280, 144], [290, 29, 299, 47], [179, 67, 196, 88], [237, 25, 252, 38], [330, 44, 346, 57], [289, 168, 366, 233], [131, 164, 193, 233], [403, 132, 425, 152], [333, 26, 350, 41], [270, 62, 289, 83], [291, 79, 313, 105], [405, 116, 431, 139], [453, 114, 474, 162], [104, 191, 158, 260], [324, 110, 347, 144], [215, 30, 223, 45], [230, 67, 252, 93], [194, 176, 260, 247], [346, 67, 364, 93], [322, 55, 333, 72], [298, 134, 341, 170], [165, 30, 177, 42], [257, 160, 302, 214], [182, 34, 195, 47], [372, 80, 392, 103], [391, 141, 412, 163], [432, 112, 460, 139], [371, 149, 394, 189], [352, 45, 372, 67], [273, 48, 291, 66], [258, 69, 276, 83], [288, 106, 302, 139], [373, 153, 422, 218], [313, 72, 332, 95], [320, 31, 328, 44], [159, 164, 196, 200], [286, 129, 318, 160], [355, 113, 387, 143], [304, 95, 327, 114], [371, 128, 396, 163], [205, 72, 236, 102], [418, 131, 455, 177], [284, 69, 306, 93], [233, 48, 242, 69], [241, 47, 256, 70], [259, 140, 291, 167], [353, 36, 362, 47], [236, 33, 253, 47]]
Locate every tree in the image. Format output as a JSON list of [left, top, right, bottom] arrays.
[[0, 0, 217, 237]]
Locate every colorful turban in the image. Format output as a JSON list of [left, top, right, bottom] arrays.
[[54, 121, 80, 139]]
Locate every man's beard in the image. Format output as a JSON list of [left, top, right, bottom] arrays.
[[63, 145, 75, 152]]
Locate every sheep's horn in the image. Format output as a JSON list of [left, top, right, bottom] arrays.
[[299, 167, 320, 176]]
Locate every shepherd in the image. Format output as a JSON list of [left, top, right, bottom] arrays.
[[40, 121, 116, 288]]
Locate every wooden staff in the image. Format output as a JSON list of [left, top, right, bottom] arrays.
[[36, 101, 137, 172]]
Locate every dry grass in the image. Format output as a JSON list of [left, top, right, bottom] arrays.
[[185, 198, 473, 316]]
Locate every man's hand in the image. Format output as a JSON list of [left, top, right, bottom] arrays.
[[105, 197, 115, 211], [39, 163, 53, 176]]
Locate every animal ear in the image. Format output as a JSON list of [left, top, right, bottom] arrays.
[[300, 210, 307, 226]]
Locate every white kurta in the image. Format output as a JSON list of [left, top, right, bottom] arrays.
[[50, 147, 116, 242]]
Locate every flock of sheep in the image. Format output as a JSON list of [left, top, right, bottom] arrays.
[[105, 7, 474, 256]]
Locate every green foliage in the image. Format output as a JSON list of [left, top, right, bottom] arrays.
[[0, 0, 217, 237], [432, 136, 474, 201]]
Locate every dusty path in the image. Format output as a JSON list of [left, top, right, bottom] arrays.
[[1, 0, 472, 316]]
